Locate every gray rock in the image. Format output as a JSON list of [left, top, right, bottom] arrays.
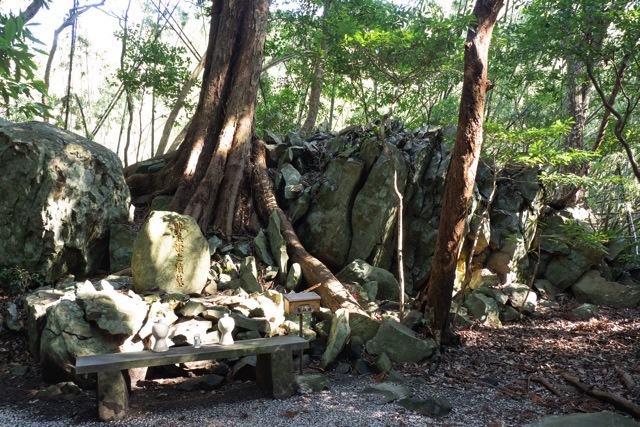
[[40, 299, 130, 384], [76, 288, 149, 336], [572, 303, 599, 320], [534, 279, 557, 301], [267, 212, 288, 283], [524, 411, 640, 427], [253, 229, 275, 267], [286, 263, 302, 291], [375, 352, 392, 373], [35, 381, 85, 401], [464, 292, 502, 326], [289, 191, 312, 223], [349, 312, 380, 342], [295, 374, 328, 394], [361, 382, 411, 404], [236, 330, 261, 340], [208, 235, 223, 255], [177, 374, 225, 391], [280, 163, 303, 200], [366, 319, 435, 363], [469, 269, 502, 290], [175, 300, 206, 318], [239, 257, 263, 293], [502, 283, 537, 314], [25, 288, 66, 359], [297, 158, 364, 268], [538, 209, 604, 291], [320, 308, 350, 369], [149, 195, 173, 212], [349, 142, 408, 268], [108, 224, 135, 273], [4, 302, 20, 331], [170, 318, 213, 346], [201, 306, 230, 321], [231, 313, 273, 335], [232, 356, 257, 381], [572, 270, 640, 308], [337, 259, 400, 301], [397, 396, 453, 417], [0, 122, 130, 282], [132, 211, 210, 295]]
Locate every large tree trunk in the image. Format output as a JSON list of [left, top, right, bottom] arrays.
[[420, 0, 503, 343], [252, 138, 367, 316], [127, 0, 269, 236]]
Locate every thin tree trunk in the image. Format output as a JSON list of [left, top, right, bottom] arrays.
[[421, 0, 503, 344], [63, 0, 79, 130], [155, 54, 206, 156], [587, 63, 640, 184], [592, 54, 628, 152], [300, 0, 330, 137], [20, 0, 48, 23], [43, 0, 106, 98], [551, 55, 592, 208]]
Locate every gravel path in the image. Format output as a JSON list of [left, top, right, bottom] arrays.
[[0, 370, 548, 426]]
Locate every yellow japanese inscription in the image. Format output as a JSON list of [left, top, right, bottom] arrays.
[[172, 221, 185, 287]]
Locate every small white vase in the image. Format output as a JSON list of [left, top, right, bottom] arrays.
[[218, 313, 235, 346], [152, 321, 170, 352]]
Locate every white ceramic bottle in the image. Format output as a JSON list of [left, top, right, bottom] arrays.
[[152, 320, 170, 352], [218, 313, 235, 346]]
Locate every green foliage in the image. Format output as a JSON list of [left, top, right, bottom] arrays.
[[547, 219, 612, 257], [0, 267, 47, 296], [0, 13, 50, 119], [115, 24, 192, 104]]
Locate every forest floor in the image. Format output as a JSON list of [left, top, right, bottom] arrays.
[[0, 292, 639, 426]]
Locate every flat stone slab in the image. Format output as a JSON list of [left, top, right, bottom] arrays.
[[76, 336, 308, 374]]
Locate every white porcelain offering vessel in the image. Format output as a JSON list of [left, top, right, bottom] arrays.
[[218, 313, 235, 346], [152, 320, 170, 352]]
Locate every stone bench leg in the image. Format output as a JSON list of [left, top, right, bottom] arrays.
[[256, 351, 294, 398], [97, 371, 129, 421]]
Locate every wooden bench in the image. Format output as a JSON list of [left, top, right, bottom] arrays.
[[75, 336, 309, 421]]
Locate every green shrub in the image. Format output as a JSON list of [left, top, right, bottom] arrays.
[[0, 267, 47, 296]]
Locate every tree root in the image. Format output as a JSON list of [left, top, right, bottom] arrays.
[[251, 138, 367, 316], [561, 371, 640, 419], [529, 376, 565, 398]]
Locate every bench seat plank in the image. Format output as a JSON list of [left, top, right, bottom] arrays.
[[76, 336, 308, 374]]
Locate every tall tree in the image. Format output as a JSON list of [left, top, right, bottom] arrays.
[[127, 0, 270, 236], [299, 0, 330, 136], [420, 0, 503, 345]]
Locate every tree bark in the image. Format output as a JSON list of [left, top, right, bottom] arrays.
[[550, 55, 592, 208], [420, 0, 503, 343], [300, 0, 331, 137], [127, 0, 270, 237], [252, 138, 367, 316]]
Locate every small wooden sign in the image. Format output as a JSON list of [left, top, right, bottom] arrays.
[[284, 292, 321, 314]]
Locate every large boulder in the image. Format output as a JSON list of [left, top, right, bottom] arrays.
[[337, 259, 400, 301], [76, 281, 149, 335], [132, 211, 210, 295], [0, 121, 130, 282], [296, 158, 363, 268], [537, 208, 605, 291], [366, 318, 436, 363], [572, 270, 640, 308], [39, 299, 124, 384]]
